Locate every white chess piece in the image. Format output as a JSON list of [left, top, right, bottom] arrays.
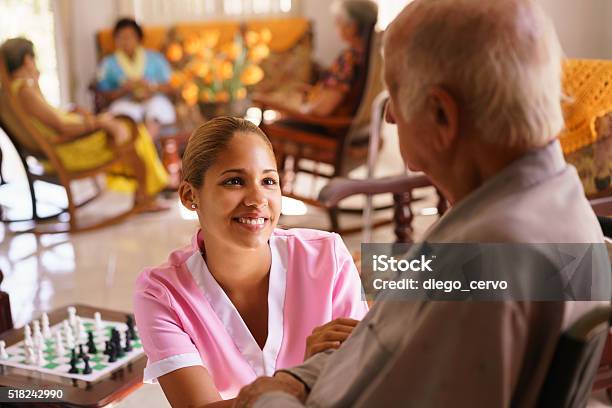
[[32, 320, 41, 337], [24, 324, 31, 339], [54, 331, 65, 356], [0, 340, 8, 360], [41, 313, 51, 339], [34, 332, 44, 350], [25, 346, 35, 365], [75, 316, 84, 340], [94, 312, 103, 333], [67, 306, 77, 327], [36, 347, 45, 367]]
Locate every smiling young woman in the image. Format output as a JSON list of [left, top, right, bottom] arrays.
[[133, 117, 368, 407]]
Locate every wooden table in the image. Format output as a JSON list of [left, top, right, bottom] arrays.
[[0, 304, 147, 407]]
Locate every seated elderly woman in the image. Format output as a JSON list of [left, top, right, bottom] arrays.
[[0, 37, 168, 206], [97, 18, 176, 137], [258, 0, 378, 117]]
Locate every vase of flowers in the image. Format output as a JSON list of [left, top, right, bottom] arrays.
[[165, 25, 270, 119]]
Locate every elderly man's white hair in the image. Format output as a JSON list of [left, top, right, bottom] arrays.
[[386, 0, 564, 149]]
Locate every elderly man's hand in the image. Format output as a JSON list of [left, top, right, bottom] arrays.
[[234, 372, 307, 408]]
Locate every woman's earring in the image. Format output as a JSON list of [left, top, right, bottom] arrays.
[[191, 203, 197, 210]]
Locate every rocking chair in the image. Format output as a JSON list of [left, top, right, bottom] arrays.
[[0, 57, 147, 233], [254, 27, 385, 232]]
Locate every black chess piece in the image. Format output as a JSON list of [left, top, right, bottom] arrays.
[[126, 314, 138, 340], [103, 340, 111, 356], [78, 344, 86, 359], [123, 330, 133, 352], [82, 355, 92, 374], [68, 353, 79, 374], [87, 331, 97, 354], [116, 339, 125, 358], [108, 342, 117, 363]]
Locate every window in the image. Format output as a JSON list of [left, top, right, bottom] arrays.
[[0, 0, 60, 106], [133, 0, 297, 25], [375, 0, 412, 29]]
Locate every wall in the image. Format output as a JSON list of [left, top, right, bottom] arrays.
[[538, 0, 609, 59], [61, 0, 612, 106], [63, 0, 118, 107]]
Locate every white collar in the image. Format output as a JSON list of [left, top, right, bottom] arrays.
[[185, 235, 288, 376]]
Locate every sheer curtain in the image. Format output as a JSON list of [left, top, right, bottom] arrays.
[[130, 0, 299, 25]]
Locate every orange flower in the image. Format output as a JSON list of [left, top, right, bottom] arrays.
[[235, 87, 247, 100], [200, 89, 214, 103], [190, 61, 210, 78], [166, 43, 183, 62], [216, 90, 230, 103], [214, 59, 234, 80], [181, 82, 199, 106], [240, 65, 264, 86], [169, 72, 186, 88], [204, 72, 214, 84], [220, 42, 242, 61], [248, 44, 270, 63], [244, 30, 260, 47], [185, 36, 201, 55], [200, 30, 220, 49], [198, 48, 214, 61], [259, 28, 272, 44]]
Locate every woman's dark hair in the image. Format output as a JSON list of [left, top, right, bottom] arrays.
[[182, 117, 273, 188], [335, 0, 378, 39], [113, 17, 144, 41], [0, 38, 35, 74]]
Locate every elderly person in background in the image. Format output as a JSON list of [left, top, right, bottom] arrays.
[[234, 0, 608, 407], [258, 0, 378, 116], [1, 37, 168, 207], [97, 17, 176, 138]]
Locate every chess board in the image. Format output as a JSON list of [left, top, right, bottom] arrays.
[[1, 317, 144, 382]]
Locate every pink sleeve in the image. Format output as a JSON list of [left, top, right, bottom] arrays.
[[330, 234, 369, 320], [133, 270, 203, 382]]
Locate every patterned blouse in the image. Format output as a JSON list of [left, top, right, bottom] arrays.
[[320, 46, 365, 93]]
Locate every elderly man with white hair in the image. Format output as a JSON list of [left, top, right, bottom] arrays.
[[232, 0, 608, 407]]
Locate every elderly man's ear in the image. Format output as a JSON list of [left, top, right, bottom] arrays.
[[426, 87, 459, 151]]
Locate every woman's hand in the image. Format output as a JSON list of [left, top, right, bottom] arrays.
[[304, 318, 359, 360], [95, 113, 130, 145]]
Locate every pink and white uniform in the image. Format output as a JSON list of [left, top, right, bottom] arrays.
[[133, 228, 368, 399]]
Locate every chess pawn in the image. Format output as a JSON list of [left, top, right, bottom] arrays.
[[65, 330, 75, 350], [24, 324, 32, 340], [67, 306, 77, 327], [62, 320, 72, 338], [55, 331, 65, 356], [36, 348, 45, 367], [0, 340, 7, 359], [75, 316, 84, 340], [34, 332, 44, 350], [41, 313, 51, 339], [82, 355, 92, 375], [32, 320, 41, 338], [94, 312, 103, 333], [25, 346, 36, 365]]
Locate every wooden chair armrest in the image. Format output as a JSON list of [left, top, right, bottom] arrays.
[[318, 174, 433, 208], [591, 196, 612, 216], [252, 95, 353, 129]]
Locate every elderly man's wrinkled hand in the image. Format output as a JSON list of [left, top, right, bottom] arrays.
[[234, 372, 306, 408]]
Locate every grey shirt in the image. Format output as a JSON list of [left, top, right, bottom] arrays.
[[254, 141, 608, 408]]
